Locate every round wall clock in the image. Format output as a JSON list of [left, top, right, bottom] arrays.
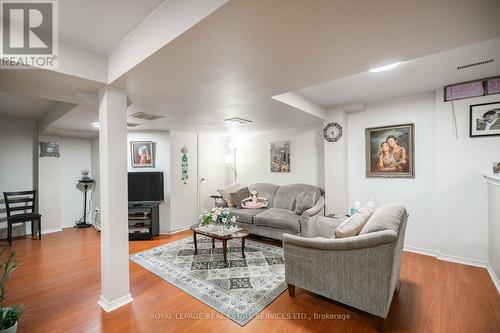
[[323, 123, 343, 142]]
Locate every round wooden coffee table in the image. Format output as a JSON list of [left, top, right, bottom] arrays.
[[190, 224, 250, 267]]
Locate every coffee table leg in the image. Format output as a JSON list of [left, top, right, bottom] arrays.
[[222, 239, 228, 267], [242, 237, 246, 258], [193, 232, 198, 255], [212, 238, 215, 249]]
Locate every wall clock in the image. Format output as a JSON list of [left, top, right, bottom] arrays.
[[323, 123, 343, 142], [39, 142, 60, 157]]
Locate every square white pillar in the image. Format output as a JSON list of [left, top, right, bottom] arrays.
[[97, 86, 133, 312]]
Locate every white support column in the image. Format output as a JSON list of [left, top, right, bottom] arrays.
[[97, 86, 132, 312]]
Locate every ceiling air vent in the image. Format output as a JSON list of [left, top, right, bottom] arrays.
[[130, 112, 164, 121], [457, 58, 493, 70], [224, 117, 252, 124], [127, 122, 139, 127]]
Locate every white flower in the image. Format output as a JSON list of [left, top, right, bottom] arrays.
[[231, 216, 236, 222], [211, 214, 217, 221], [222, 218, 227, 223], [211, 208, 216, 212]]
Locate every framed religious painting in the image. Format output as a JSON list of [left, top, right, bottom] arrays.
[[365, 124, 415, 178]]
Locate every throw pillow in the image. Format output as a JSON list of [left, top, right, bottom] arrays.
[[333, 207, 374, 238], [294, 191, 314, 214], [229, 187, 251, 209], [217, 183, 241, 207]]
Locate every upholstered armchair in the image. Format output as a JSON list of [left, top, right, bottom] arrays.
[[282, 204, 408, 331]]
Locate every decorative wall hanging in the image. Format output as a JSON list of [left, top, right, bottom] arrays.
[[181, 146, 189, 184], [270, 141, 290, 173], [469, 102, 500, 137], [365, 124, 415, 178], [130, 141, 155, 168], [323, 122, 343, 142], [39, 142, 60, 157]]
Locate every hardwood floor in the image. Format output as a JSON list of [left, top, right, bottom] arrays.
[[4, 228, 500, 333]]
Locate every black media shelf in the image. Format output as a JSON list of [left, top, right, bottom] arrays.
[[128, 201, 160, 240]]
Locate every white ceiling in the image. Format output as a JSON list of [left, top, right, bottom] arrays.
[[111, 0, 500, 133], [1, 1, 500, 136], [59, 0, 165, 54], [0, 91, 58, 119], [296, 38, 500, 108]]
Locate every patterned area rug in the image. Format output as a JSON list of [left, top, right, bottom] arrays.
[[130, 236, 286, 326]]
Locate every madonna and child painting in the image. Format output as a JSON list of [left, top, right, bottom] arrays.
[[365, 124, 415, 178]]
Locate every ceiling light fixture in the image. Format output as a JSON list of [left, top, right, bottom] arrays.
[[369, 61, 401, 73], [91, 122, 100, 128], [224, 117, 252, 124]]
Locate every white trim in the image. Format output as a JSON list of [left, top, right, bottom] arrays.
[[486, 264, 500, 295], [436, 253, 487, 268], [41, 228, 63, 235], [98, 294, 133, 313], [404, 246, 488, 267], [160, 226, 190, 235], [483, 174, 500, 188], [403, 245, 438, 257]]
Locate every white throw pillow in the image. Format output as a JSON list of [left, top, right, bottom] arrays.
[[333, 207, 374, 238], [217, 183, 241, 207]]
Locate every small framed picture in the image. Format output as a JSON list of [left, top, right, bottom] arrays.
[[365, 123, 415, 178], [470, 102, 500, 137], [130, 141, 155, 168], [493, 162, 500, 174]]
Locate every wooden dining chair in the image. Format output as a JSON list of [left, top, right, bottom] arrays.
[[3, 190, 42, 246]]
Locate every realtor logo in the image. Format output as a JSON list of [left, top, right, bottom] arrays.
[[1, 0, 58, 68]]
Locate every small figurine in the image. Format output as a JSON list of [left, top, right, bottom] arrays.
[[241, 189, 268, 209]]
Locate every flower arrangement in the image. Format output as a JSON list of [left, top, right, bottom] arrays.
[[199, 208, 236, 228]]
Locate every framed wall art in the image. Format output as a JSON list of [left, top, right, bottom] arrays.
[[469, 101, 500, 137], [130, 141, 155, 168], [365, 124, 415, 178]]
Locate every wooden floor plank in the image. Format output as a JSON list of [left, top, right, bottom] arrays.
[[3, 228, 500, 333]]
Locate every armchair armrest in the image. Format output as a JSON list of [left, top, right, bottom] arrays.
[[283, 229, 397, 251]]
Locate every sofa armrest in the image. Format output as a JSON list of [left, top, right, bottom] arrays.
[[282, 229, 397, 251], [302, 196, 325, 218]]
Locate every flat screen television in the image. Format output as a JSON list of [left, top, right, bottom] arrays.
[[128, 172, 164, 202]]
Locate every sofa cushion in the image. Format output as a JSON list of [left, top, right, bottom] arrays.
[[248, 183, 279, 208], [333, 207, 374, 238], [217, 183, 240, 207], [228, 208, 265, 224], [294, 191, 315, 214], [359, 204, 406, 235], [273, 184, 321, 211], [253, 208, 301, 233], [229, 187, 250, 208]]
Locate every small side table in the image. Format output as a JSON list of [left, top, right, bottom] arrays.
[[317, 215, 349, 238]]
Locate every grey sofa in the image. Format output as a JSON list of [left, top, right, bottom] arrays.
[[282, 204, 408, 331], [229, 183, 325, 240]]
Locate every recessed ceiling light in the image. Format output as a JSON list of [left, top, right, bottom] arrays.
[[369, 61, 401, 73], [91, 122, 100, 128]]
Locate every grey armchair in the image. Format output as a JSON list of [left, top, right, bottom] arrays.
[[282, 204, 408, 331]]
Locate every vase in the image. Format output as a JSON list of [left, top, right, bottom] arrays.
[[0, 322, 17, 333]]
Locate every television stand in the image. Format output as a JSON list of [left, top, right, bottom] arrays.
[[128, 201, 160, 240]]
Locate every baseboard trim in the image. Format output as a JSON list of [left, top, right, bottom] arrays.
[[41, 228, 63, 235], [486, 264, 500, 295], [437, 253, 487, 268], [160, 226, 190, 235], [98, 293, 133, 313], [404, 246, 488, 268], [403, 246, 439, 257]]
